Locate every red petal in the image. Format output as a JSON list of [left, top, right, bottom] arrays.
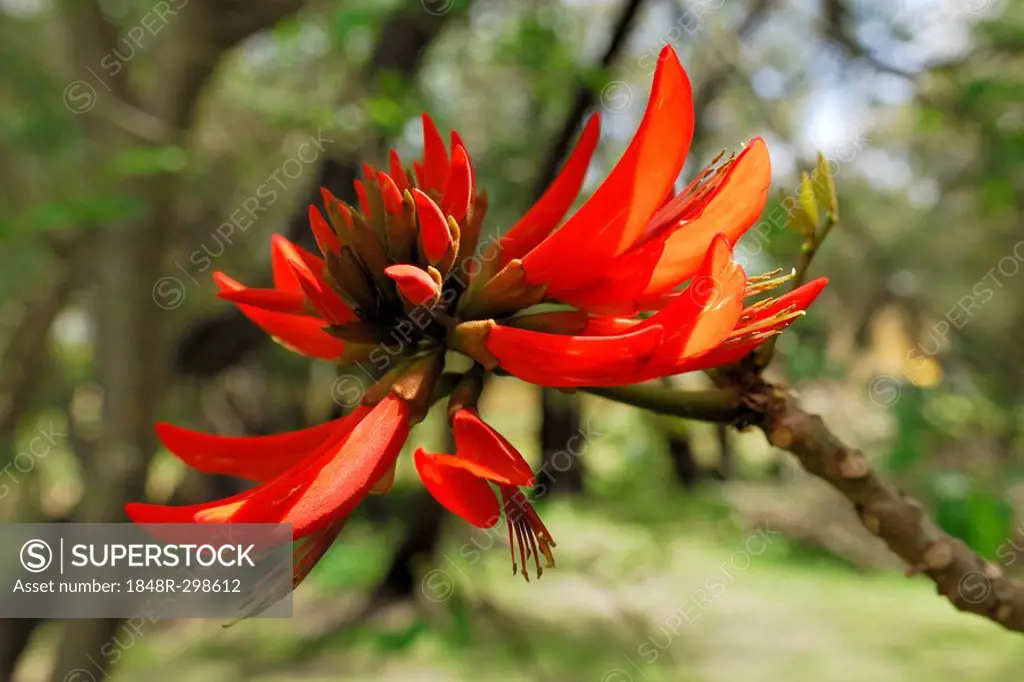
[[450, 132, 474, 182], [452, 408, 535, 486], [156, 414, 357, 482], [126, 397, 410, 539], [308, 206, 341, 256], [522, 46, 694, 294], [413, 449, 501, 528], [412, 161, 427, 191], [354, 180, 371, 219], [641, 137, 770, 295], [384, 264, 440, 306], [291, 516, 348, 587], [287, 260, 354, 325], [554, 139, 769, 314], [413, 188, 452, 265], [272, 238, 355, 324], [486, 323, 664, 387], [271, 234, 323, 293], [661, 279, 827, 375], [420, 113, 451, 194], [214, 272, 345, 360], [370, 461, 397, 495], [389, 149, 411, 192], [500, 113, 601, 264], [378, 171, 403, 214], [216, 288, 308, 315], [450, 130, 467, 153], [635, 234, 746, 373], [441, 144, 473, 224]]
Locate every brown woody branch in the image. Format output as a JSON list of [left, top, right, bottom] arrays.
[[583, 365, 1024, 634]]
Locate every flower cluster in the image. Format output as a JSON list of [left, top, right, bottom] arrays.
[[127, 46, 826, 593]]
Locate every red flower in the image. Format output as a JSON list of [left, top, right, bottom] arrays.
[[130, 45, 826, 596]]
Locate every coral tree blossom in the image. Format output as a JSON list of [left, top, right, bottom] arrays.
[[127, 46, 827, 597]]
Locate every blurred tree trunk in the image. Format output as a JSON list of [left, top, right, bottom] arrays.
[[0, 241, 89, 681], [372, 425, 451, 605], [717, 423, 733, 480], [666, 430, 701, 487], [43, 3, 304, 681], [375, 493, 448, 601], [536, 389, 585, 495]]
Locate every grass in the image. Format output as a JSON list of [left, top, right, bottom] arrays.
[[91, 488, 1024, 682]]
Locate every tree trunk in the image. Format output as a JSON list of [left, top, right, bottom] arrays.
[[536, 389, 586, 496], [667, 431, 701, 487], [374, 492, 448, 601]]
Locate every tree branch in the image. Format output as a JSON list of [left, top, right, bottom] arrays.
[[582, 386, 742, 422], [587, 369, 1024, 633]]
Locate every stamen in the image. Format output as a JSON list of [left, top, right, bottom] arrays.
[[647, 151, 739, 233], [729, 307, 805, 340], [745, 267, 785, 283], [737, 297, 779, 322], [744, 269, 796, 298], [500, 485, 556, 582]]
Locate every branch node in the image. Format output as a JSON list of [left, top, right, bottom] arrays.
[[860, 510, 882, 536], [985, 561, 1004, 581], [838, 449, 870, 479], [922, 540, 954, 571], [769, 426, 794, 449]]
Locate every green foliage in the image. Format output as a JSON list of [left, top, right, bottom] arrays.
[[932, 478, 1014, 560], [887, 387, 927, 472]]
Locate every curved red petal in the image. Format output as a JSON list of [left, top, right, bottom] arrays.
[[522, 46, 694, 294], [126, 398, 409, 539], [308, 205, 341, 256], [637, 234, 746, 370], [554, 138, 769, 314], [287, 260, 355, 325], [353, 180, 371, 219], [421, 113, 451, 194], [452, 408, 535, 486], [658, 280, 827, 376], [378, 171, 403, 214], [441, 144, 473, 224], [500, 113, 601, 264], [213, 272, 345, 360], [641, 137, 770, 296], [413, 188, 452, 265], [216, 288, 308, 315], [156, 414, 357, 482], [389, 149, 411, 192], [271, 234, 324, 293], [384, 264, 440, 306], [486, 323, 664, 387], [413, 449, 501, 528]]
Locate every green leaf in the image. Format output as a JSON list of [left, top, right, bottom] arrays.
[[967, 492, 1014, 560], [796, 171, 819, 237], [107, 145, 187, 177], [812, 152, 839, 219]]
